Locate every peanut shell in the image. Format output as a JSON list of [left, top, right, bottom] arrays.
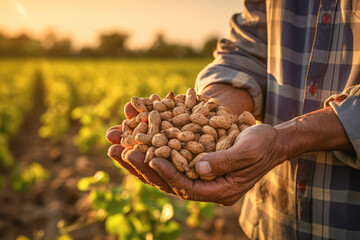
[[161, 120, 174, 130], [140, 97, 154, 111], [171, 113, 190, 127], [136, 112, 149, 123], [202, 125, 218, 140], [155, 146, 171, 158], [182, 141, 204, 154], [152, 133, 168, 147], [185, 168, 199, 179], [144, 146, 155, 163], [132, 122, 148, 136], [181, 123, 202, 133], [150, 94, 161, 101], [147, 110, 161, 136], [135, 133, 153, 145], [209, 116, 231, 129], [153, 100, 167, 112], [168, 139, 182, 150], [161, 99, 175, 109], [185, 88, 197, 109], [171, 150, 190, 172], [131, 96, 148, 113], [190, 113, 209, 126]]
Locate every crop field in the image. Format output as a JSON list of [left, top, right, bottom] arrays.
[[0, 58, 245, 240]]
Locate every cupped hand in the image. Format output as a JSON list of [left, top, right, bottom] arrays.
[[148, 124, 288, 206]]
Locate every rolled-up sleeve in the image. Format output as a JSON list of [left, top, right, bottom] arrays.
[[195, 0, 267, 119], [325, 85, 360, 169]]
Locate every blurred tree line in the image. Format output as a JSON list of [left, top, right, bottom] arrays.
[[0, 30, 219, 58]]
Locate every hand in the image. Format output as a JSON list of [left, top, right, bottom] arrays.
[[201, 83, 254, 116], [148, 124, 288, 206]]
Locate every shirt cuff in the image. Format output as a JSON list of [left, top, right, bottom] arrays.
[[324, 85, 360, 169], [195, 63, 264, 119]]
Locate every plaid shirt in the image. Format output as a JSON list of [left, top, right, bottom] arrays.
[[195, 0, 360, 239]]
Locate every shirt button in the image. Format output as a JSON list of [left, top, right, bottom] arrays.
[[309, 82, 317, 96], [321, 13, 331, 24], [297, 181, 307, 193]]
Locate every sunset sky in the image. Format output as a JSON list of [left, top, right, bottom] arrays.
[[0, 0, 244, 50]]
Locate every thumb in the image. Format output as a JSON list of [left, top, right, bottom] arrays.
[[195, 150, 238, 177]]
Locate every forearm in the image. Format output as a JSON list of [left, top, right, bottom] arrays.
[[200, 83, 254, 116], [275, 107, 353, 159]]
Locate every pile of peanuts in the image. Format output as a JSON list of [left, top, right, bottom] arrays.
[[120, 88, 256, 180]]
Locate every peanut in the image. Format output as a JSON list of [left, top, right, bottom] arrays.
[[174, 94, 186, 104], [181, 123, 202, 133], [152, 133, 168, 147], [161, 99, 175, 109], [150, 94, 161, 101], [197, 94, 210, 102], [171, 113, 190, 127], [155, 146, 171, 158], [122, 120, 132, 136], [192, 105, 209, 116], [185, 88, 197, 109], [168, 139, 182, 150], [140, 97, 154, 111], [135, 133, 153, 145], [165, 91, 175, 100], [199, 134, 215, 145], [171, 150, 190, 172], [190, 113, 209, 126], [209, 116, 231, 129], [161, 120, 174, 130], [217, 128, 227, 138], [202, 125, 218, 140], [132, 122, 148, 136], [203, 141, 216, 152], [185, 168, 199, 179], [160, 111, 173, 120], [128, 117, 139, 128], [124, 135, 137, 147], [237, 111, 256, 126], [216, 129, 240, 151], [227, 123, 239, 135], [189, 152, 209, 168], [162, 127, 181, 138], [153, 100, 167, 112], [131, 96, 148, 113], [136, 112, 149, 123], [144, 146, 155, 163], [180, 149, 193, 162], [176, 131, 195, 142], [147, 110, 161, 136], [172, 106, 188, 116], [182, 141, 204, 154], [134, 144, 149, 153]]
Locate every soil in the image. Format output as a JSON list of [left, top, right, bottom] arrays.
[[0, 80, 248, 240]]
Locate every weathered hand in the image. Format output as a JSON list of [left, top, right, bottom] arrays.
[[200, 83, 254, 116], [148, 124, 288, 205]]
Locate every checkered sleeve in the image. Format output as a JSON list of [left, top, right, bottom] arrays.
[[195, 0, 267, 119], [325, 85, 360, 169]]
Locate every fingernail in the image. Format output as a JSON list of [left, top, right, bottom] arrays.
[[196, 161, 212, 176]]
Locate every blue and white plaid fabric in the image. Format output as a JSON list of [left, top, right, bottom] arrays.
[[195, 0, 360, 239]]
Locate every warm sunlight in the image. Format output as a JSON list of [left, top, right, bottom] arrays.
[[1, 0, 243, 49]]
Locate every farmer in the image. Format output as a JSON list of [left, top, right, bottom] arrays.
[[106, 0, 360, 239]]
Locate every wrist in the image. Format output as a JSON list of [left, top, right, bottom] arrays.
[[274, 118, 305, 160]]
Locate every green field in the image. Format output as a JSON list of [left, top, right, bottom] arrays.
[[1, 58, 238, 240]]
